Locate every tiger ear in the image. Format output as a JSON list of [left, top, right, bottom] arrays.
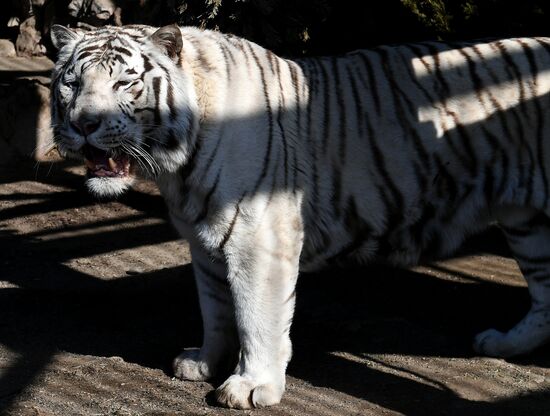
[[50, 24, 81, 50], [150, 24, 182, 60]]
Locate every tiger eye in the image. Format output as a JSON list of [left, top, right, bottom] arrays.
[[113, 80, 132, 89], [67, 80, 80, 89]]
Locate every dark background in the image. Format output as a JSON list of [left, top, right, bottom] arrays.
[[4, 0, 550, 58]]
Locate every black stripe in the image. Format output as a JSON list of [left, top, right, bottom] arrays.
[[398, 46, 438, 109], [152, 76, 162, 126], [479, 126, 502, 193], [304, 60, 321, 214], [422, 42, 452, 96], [433, 156, 458, 199], [198, 132, 224, 181], [178, 135, 201, 182], [112, 46, 132, 56], [289, 62, 302, 194], [365, 114, 404, 220], [532, 38, 550, 207], [134, 80, 145, 100], [468, 45, 529, 200], [193, 169, 222, 223], [318, 58, 332, 151], [187, 37, 215, 73], [495, 40, 529, 117], [175, 140, 202, 215], [165, 72, 177, 121], [331, 167, 342, 218], [525, 39, 549, 208], [248, 43, 275, 194], [274, 55, 289, 188], [394, 46, 444, 194], [332, 57, 347, 164], [483, 163, 495, 202], [218, 36, 238, 66], [76, 51, 94, 61], [235, 38, 251, 69], [496, 150, 510, 197], [407, 42, 461, 155], [220, 202, 241, 250], [448, 45, 487, 177], [217, 42, 232, 80], [267, 50, 278, 75], [374, 47, 432, 174], [113, 54, 125, 64], [78, 45, 102, 55], [267, 150, 282, 204], [345, 64, 365, 138], [354, 51, 382, 115], [283, 289, 296, 305], [142, 54, 153, 73]]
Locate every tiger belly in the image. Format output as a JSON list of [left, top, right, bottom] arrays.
[[300, 181, 493, 270]]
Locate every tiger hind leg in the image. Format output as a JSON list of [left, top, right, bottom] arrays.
[[474, 206, 550, 357]]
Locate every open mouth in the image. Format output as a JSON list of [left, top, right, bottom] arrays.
[[83, 144, 132, 178]]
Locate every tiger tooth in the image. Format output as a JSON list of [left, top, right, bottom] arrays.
[[108, 158, 117, 171], [85, 160, 95, 170]]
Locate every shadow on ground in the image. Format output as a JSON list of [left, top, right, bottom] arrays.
[[0, 160, 549, 415]]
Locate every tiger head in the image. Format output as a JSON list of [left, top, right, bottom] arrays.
[[50, 24, 199, 197]]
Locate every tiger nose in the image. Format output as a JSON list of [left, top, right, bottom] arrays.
[[71, 116, 101, 137]]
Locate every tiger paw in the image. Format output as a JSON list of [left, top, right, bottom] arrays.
[[215, 374, 284, 409], [173, 348, 213, 381], [473, 328, 513, 358]]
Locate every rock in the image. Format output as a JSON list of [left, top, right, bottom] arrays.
[[0, 77, 57, 162], [16, 16, 46, 57], [68, 0, 116, 24], [0, 39, 16, 57]]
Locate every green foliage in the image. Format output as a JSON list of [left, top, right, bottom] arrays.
[[401, 0, 451, 35]]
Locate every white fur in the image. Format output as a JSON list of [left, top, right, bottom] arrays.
[[85, 176, 134, 198]]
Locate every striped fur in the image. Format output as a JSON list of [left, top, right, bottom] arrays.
[[51, 24, 550, 408]]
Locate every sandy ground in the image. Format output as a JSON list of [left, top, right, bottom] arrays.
[[0, 159, 548, 416]]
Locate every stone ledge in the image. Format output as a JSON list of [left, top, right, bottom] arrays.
[[0, 56, 54, 73]]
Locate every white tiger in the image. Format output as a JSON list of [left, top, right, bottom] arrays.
[[50, 23, 550, 408]]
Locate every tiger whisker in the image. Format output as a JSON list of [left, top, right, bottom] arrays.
[[120, 138, 161, 176]]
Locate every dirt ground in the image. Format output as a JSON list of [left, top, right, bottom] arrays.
[[0, 52, 549, 414], [0, 158, 548, 416]]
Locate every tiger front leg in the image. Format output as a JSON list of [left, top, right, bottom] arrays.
[[474, 206, 550, 357], [215, 199, 303, 409], [173, 244, 239, 381]]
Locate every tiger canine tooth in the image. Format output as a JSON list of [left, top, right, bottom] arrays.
[[108, 158, 117, 170], [85, 159, 95, 170]]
